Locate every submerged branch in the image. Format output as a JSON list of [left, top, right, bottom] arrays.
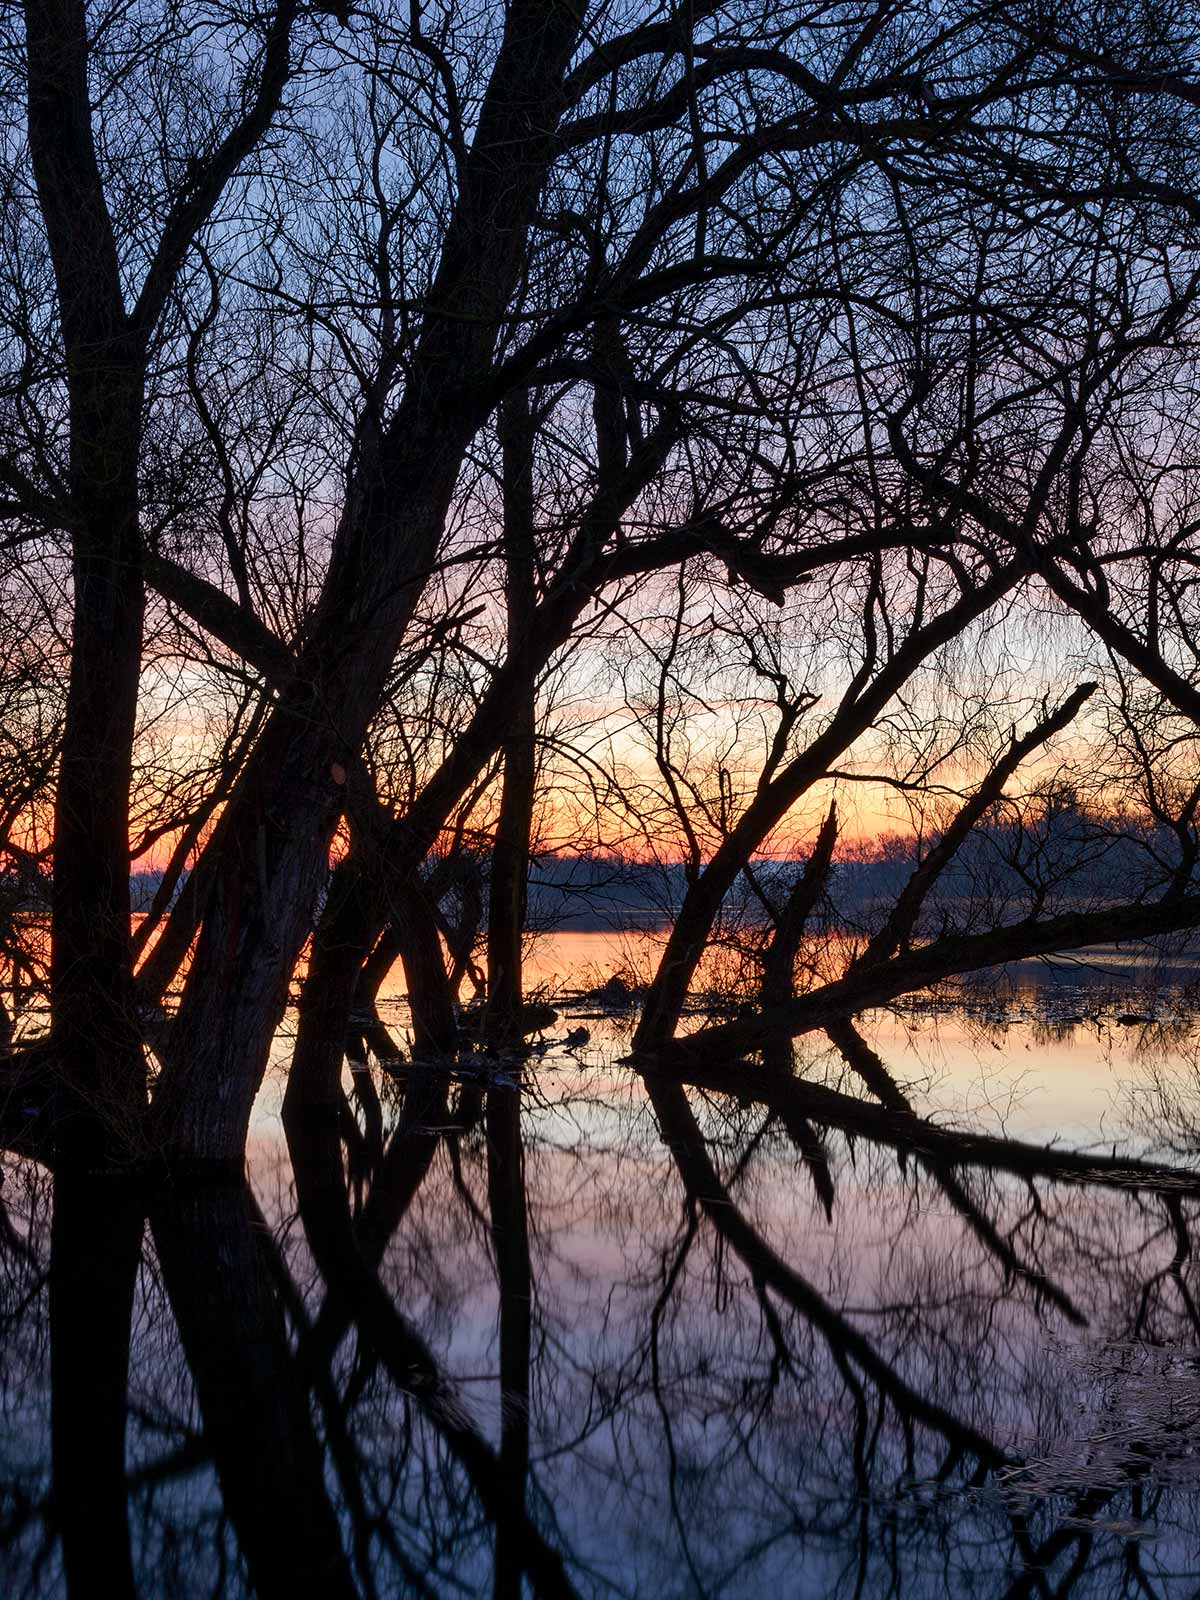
[[650, 894, 1200, 1068]]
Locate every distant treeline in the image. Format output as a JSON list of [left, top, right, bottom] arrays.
[[101, 803, 1193, 935], [1, 799, 1176, 933]]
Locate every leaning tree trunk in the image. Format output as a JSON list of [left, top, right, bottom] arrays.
[[150, 0, 586, 1162], [631, 564, 1028, 1054]]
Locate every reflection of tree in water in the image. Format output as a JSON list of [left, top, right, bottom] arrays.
[[5, 1036, 1200, 1596]]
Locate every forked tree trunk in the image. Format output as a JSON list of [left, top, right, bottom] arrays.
[[151, 0, 586, 1161]]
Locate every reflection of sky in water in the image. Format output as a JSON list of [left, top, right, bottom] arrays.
[[6, 931, 1200, 1595], [373, 928, 1200, 1150]]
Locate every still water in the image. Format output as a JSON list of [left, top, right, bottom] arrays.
[[5, 933, 1200, 1597]]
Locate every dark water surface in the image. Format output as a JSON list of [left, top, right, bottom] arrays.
[[7, 956, 1200, 1596]]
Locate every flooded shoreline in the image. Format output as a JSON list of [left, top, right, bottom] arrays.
[[6, 935, 1200, 1595]]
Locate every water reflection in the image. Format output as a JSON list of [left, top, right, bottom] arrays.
[[6, 1017, 1200, 1596]]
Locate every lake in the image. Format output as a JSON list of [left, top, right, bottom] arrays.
[[5, 931, 1200, 1597]]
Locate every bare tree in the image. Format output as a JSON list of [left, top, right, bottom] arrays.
[[0, 0, 1199, 1178]]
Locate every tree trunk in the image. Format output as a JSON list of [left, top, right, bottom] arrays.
[[27, 0, 148, 1155], [485, 392, 538, 1046], [152, 0, 586, 1158]]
